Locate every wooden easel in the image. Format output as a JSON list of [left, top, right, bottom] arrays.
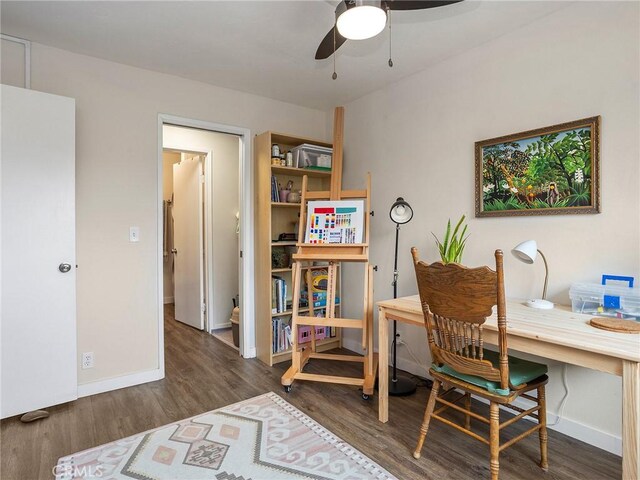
[[281, 107, 377, 398]]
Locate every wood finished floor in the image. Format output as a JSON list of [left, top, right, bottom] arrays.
[[1, 304, 621, 480]]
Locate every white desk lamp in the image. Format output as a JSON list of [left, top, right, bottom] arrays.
[[511, 240, 554, 310]]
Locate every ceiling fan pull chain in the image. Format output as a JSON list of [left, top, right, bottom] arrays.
[[332, 25, 338, 80], [388, 7, 393, 68]]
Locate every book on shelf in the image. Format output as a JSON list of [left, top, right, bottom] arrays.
[[272, 317, 292, 353], [300, 291, 340, 309], [271, 175, 279, 202], [271, 276, 287, 314], [312, 297, 340, 308]]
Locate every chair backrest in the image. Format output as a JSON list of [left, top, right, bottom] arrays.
[[411, 248, 508, 391]]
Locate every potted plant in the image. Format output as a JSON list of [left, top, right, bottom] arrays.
[[432, 215, 469, 264]]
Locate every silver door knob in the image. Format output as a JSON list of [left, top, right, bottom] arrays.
[[59, 263, 72, 273], [171, 248, 178, 254]]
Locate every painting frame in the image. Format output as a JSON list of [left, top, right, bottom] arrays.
[[475, 116, 601, 217]]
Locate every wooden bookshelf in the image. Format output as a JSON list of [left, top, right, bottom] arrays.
[[255, 131, 341, 366], [271, 267, 292, 273], [271, 241, 296, 247], [271, 265, 340, 274], [271, 202, 300, 208], [271, 165, 332, 178]]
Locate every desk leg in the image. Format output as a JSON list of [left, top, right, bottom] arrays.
[[622, 360, 639, 480], [378, 306, 389, 423]]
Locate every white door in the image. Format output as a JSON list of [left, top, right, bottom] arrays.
[[1, 85, 77, 418], [172, 156, 204, 330]]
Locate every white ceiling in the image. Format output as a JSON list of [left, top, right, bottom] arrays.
[[1, 1, 569, 110]]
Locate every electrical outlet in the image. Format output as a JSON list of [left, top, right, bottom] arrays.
[[82, 352, 94, 369], [129, 226, 140, 243]]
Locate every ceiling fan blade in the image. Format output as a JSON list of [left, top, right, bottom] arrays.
[[384, 0, 463, 11], [315, 26, 348, 60]]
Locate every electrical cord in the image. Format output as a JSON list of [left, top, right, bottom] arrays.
[[393, 338, 433, 388], [395, 338, 430, 375], [549, 364, 569, 426]]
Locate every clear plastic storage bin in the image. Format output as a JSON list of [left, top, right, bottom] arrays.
[[292, 144, 333, 170], [570, 276, 640, 320]]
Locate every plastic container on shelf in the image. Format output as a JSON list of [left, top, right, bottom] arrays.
[[569, 275, 640, 320], [291, 143, 333, 170]]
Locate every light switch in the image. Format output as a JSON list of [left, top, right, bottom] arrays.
[[129, 226, 140, 243]]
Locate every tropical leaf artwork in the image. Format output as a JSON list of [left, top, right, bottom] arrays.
[[479, 125, 595, 214]]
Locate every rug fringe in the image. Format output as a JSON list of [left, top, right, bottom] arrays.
[[265, 392, 396, 480]]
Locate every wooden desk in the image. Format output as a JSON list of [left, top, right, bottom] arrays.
[[377, 295, 640, 480]]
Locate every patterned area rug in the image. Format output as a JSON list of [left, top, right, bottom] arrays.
[[55, 392, 397, 480]]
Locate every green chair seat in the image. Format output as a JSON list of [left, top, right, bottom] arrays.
[[432, 350, 548, 396]]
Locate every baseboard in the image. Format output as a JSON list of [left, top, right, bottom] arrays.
[[163, 296, 174, 304], [350, 339, 622, 456], [546, 409, 621, 456], [77, 368, 164, 398], [210, 322, 231, 331]]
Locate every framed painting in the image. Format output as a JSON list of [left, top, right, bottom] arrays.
[[475, 116, 600, 217]]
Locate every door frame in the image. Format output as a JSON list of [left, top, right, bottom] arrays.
[[157, 114, 255, 368]]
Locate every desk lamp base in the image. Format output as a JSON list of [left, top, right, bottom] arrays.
[[526, 299, 554, 310]]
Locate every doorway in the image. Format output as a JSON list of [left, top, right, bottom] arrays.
[[158, 115, 254, 364]]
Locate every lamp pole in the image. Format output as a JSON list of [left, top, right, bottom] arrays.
[[391, 224, 402, 390], [388, 198, 416, 396], [537, 249, 549, 300]]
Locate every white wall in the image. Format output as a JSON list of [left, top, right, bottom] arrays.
[[340, 2, 639, 454], [0, 42, 329, 388], [163, 125, 241, 330]]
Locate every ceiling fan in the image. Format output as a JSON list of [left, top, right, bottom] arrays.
[[315, 0, 464, 60]]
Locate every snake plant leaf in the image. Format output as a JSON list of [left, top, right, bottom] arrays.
[[432, 214, 469, 264]]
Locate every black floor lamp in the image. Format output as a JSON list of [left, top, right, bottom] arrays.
[[388, 197, 417, 396]]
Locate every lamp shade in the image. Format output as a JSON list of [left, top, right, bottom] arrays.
[[511, 240, 538, 264], [389, 197, 413, 225], [336, 1, 387, 40]]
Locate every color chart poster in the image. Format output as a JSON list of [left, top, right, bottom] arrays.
[[304, 201, 365, 244]]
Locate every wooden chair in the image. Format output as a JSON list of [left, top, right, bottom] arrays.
[[411, 247, 549, 480]]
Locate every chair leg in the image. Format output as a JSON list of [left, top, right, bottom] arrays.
[[413, 380, 440, 459], [489, 402, 500, 480], [464, 392, 471, 430], [538, 385, 549, 471]]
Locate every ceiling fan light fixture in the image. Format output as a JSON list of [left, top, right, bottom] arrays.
[[336, 1, 387, 41]]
